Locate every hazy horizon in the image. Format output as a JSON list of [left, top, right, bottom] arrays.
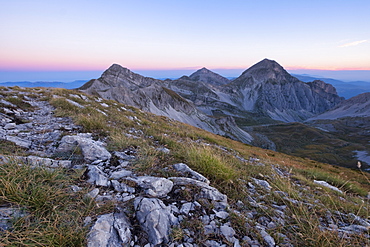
[[2, 68, 370, 83]]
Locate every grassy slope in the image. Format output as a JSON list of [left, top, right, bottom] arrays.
[[251, 122, 369, 169], [0, 86, 369, 246]]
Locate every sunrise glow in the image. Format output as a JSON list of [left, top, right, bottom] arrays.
[[1, 0, 370, 81]]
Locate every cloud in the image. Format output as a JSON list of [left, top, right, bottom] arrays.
[[338, 40, 368, 48]]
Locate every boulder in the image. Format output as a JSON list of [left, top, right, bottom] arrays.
[[134, 197, 177, 245], [86, 165, 110, 187], [57, 134, 111, 163], [87, 211, 131, 247], [173, 163, 210, 184], [135, 176, 173, 198]]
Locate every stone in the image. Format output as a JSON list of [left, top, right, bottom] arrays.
[[136, 176, 173, 198], [86, 165, 110, 187], [66, 99, 84, 108], [204, 220, 218, 235], [340, 224, 370, 234], [85, 188, 100, 199], [26, 155, 72, 169], [110, 169, 133, 180], [252, 178, 272, 191], [111, 180, 135, 193], [180, 202, 195, 215], [4, 123, 16, 130], [6, 135, 32, 148], [57, 134, 111, 163], [134, 197, 176, 245], [87, 211, 131, 247], [314, 180, 343, 194], [220, 224, 237, 243], [0, 206, 27, 231], [205, 240, 225, 247], [173, 163, 210, 184], [258, 227, 275, 247], [169, 177, 227, 203], [71, 185, 82, 192], [157, 147, 170, 154], [213, 210, 228, 220]]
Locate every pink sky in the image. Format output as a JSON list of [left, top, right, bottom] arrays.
[[1, 1, 370, 73]]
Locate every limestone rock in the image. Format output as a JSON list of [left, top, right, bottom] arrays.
[[134, 197, 176, 245], [173, 163, 210, 184], [135, 176, 173, 198], [87, 211, 131, 247], [169, 177, 227, 203], [110, 169, 132, 180], [57, 134, 111, 163], [86, 165, 110, 187]]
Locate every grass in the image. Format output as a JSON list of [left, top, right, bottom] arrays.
[[183, 144, 238, 184], [252, 122, 366, 168], [0, 158, 113, 246], [0, 140, 28, 156]]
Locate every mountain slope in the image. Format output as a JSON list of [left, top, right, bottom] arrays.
[[1, 86, 369, 246], [309, 92, 370, 120], [79, 64, 253, 144]]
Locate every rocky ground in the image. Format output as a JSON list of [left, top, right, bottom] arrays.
[[0, 87, 369, 246]]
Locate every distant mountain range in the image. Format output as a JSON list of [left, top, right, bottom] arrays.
[[2, 71, 369, 99], [0, 80, 88, 89], [293, 74, 370, 99]]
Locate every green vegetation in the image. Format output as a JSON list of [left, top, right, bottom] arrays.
[[252, 122, 367, 168]]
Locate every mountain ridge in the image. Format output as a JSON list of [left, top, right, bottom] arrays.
[[79, 64, 254, 144]]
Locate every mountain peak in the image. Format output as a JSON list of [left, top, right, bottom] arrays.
[[189, 67, 216, 77], [245, 58, 285, 74], [236, 58, 298, 84], [188, 67, 229, 86], [103, 64, 133, 77]]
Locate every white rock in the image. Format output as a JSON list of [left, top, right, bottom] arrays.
[[173, 163, 210, 184], [110, 169, 132, 179], [314, 180, 343, 194], [87, 212, 131, 247], [136, 176, 173, 198], [4, 123, 16, 130], [134, 197, 176, 245]]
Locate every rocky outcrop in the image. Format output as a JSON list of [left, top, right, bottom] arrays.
[[0, 95, 81, 156], [56, 133, 111, 163], [87, 211, 131, 247], [134, 197, 176, 245]]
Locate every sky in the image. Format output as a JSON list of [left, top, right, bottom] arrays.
[[1, 0, 370, 82]]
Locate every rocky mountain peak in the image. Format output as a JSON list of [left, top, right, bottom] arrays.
[[237, 58, 298, 84], [101, 64, 143, 82], [188, 67, 230, 86], [308, 80, 340, 95]]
